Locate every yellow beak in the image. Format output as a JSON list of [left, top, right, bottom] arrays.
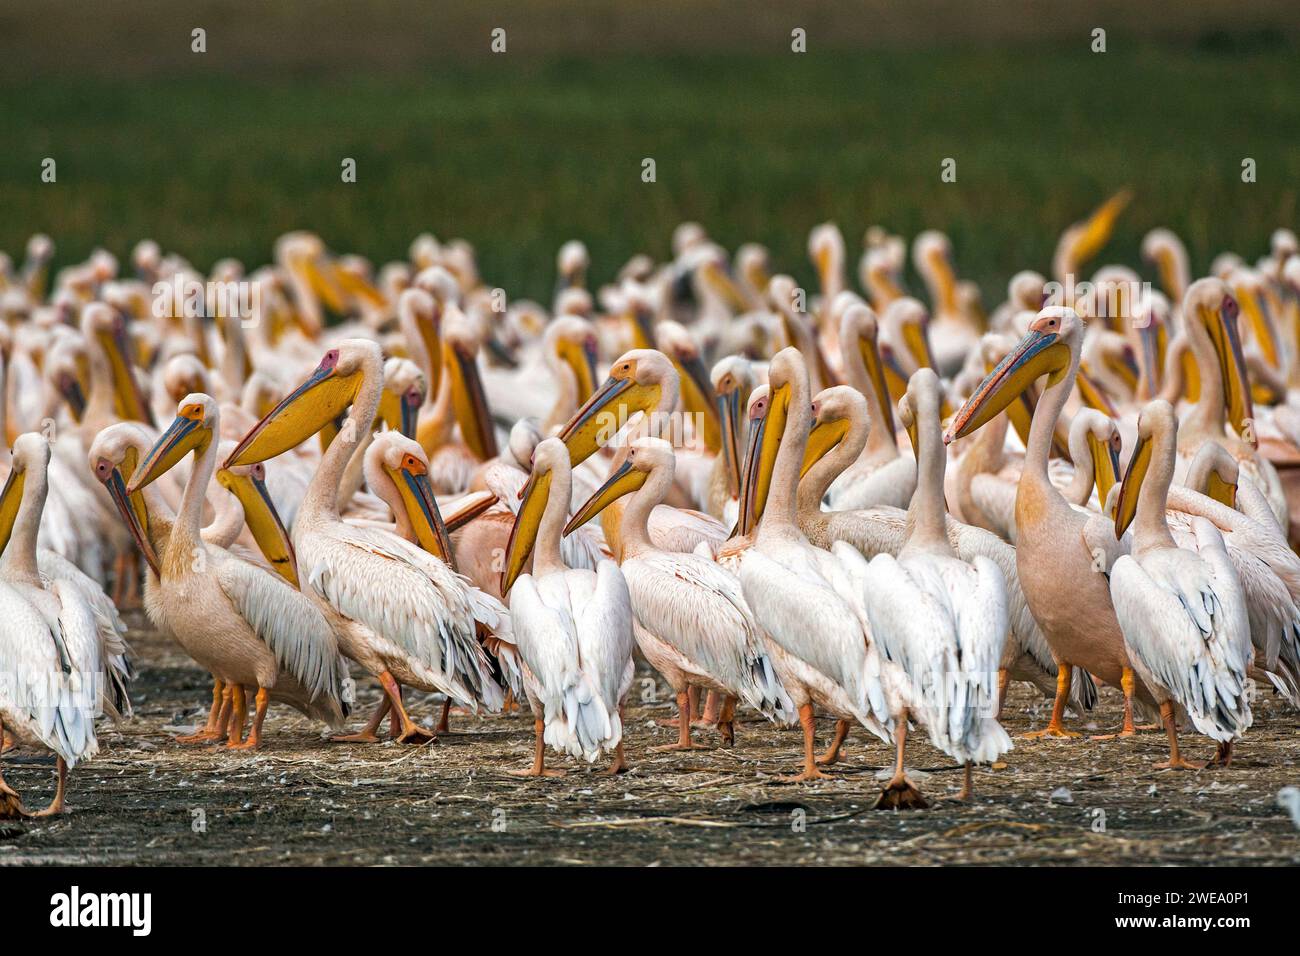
[[1205, 470, 1238, 511], [1087, 432, 1122, 509], [391, 461, 456, 568], [217, 465, 299, 586], [501, 469, 551, 594], [564, 459, 648, 539], [858, 330, 897, 437], [946, 328, 1072, 443], [558, 374, 662, 466], [673, 353, 722, 455], [1071, 190, 1132, 266], [717, 387, 746, 498], [129, 413, 211, 494], [1202, 299, 1255, 445], [0, 466, 25, 556], [1113, 432, 1151, 538], [96, 450, 160, 578], [801, 415, 849, 478], [556, 337, 599, 408], [226, 353, 361, 467], [443, 340, 498, 461], [742, 381, 790, 533]]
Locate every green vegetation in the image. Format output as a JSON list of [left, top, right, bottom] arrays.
[[2, 45, 1297, 302]]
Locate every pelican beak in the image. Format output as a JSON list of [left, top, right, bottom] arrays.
[[564, 458, 647, 538], [217, 463, 298, 586], [745, 381, 790, 532], [0, 466, 24, 556], [390, 452, 456, 568], [378, 385, 422, 440], [902, 403, 919, 455], [415, 305, 443, 400], [55, 370, 88, 423], [699, 261, 750, 313], [1114, 432, 1152, 538], [226, 351, 360, 467], [1107, 344, 1141, 394], [802, 413, 849, 478], [1087, 432, 1122, 509], [95, 452, 159, 578], [334, 265, 386, 310], [1206, 469, 1238, 511], [717, 386, 745, 497], [305, 257, 348, 317], [558, 370, 662, 466], [625, 306, 656, 351], [946, 327, 1071, 443], [1182, 348, 1202, 403], [1076, 365, 1119, 417], [129, 410, 211, 493], [675, 353, 722, 454], [443, 490, 497, 533], [557, 336, 599, 407], [1236, 284, 1280, 369], [502, 469, 551, 594], [1203, 296, 1255, 445], [858, 329, 897, 436], [1071, 190, 1131, 265], [879, 343, 910, 408], [96, 316, 154, 427], [928, 253, 959, 318], [444, 339, 498, 461], [1135, 322, 1164, 397]]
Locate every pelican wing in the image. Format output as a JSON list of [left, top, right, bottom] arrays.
[[575, 560, 635, 723], [648, 505, 728, 556], [214, 553, 347, 705], [1110, 524, 1252, 742], [625, 550, 787, 718], [305, 522, 502, 710]]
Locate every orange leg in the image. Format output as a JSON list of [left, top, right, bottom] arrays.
[[1092, 667, 1140, 740], [779, 703, 831, 782], [225, 685, 249, 747], [651, 690, 708, 751], [1154, 701, 1205, 770], [816, 719, 851, 766], [436, 698, 451, 734], [1208, 741, 1234, 767], [995, 667, 1010, 720], [332, 694, 390, 743], [1022, 664, 1082, 739], [694, 689, 722, 728], [875, 710, 928, 810], [176, 679, 228, 743], [378, 671, 436, 744], [0, 719, 25, 819], [957, 762, 974, 801], [230, 688, 269, 750], [657, 685, 699, 728], [29, 756, 69, 817], [508, 718, 565, 777], [716, 695, 737, 746]]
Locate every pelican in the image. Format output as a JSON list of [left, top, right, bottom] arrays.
[[1111, 401, 1252, 768], [824, 303, 916, 511], [0, 433, 131, 816], [125, 394, 352, 747], [500, 437, 634, 776], [561, 437, 791, 751], [728, 348, 896, 785], [838, 370, 1011, 800], [946, 307, 1155, 738], [226, 339, 512, 743]]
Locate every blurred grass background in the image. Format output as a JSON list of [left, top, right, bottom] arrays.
[[0, 1, 1297, 301]]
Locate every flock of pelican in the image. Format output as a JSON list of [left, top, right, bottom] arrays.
[[2, 199, 1299, 816]]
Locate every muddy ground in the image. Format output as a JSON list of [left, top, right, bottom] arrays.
[[2, 613, 1298, 866]]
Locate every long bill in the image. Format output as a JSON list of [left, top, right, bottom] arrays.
[[128, 411, 210, 494], [0, 466, 24, 556], [557, 372, 661, 466], [717, 385, 745, 499], [225, 350, 361, 467], [95, 451, 160, 577], [738, 381, 788, 535], [1113, 431, 1152, 538], [1086, 430, 1122, 509], [501, 469, 551, 595], [1202, 295, 1255, 445], [563, 459, 647, 538], [388, 456, 456, 569], [217, 463, 298, 586], [443, 339, 498, 461], [945, 327, 1071, 444]]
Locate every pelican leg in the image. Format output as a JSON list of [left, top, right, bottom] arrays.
[[123, 555, 142, 609], [656, 685, 699, 728], [716, 695, 737, 747], [436, 698, 451, 734], [651, 691, 708, 751], [1153, 701, 1205, 770], [0, 720, 25, 819], [778, 703, 831, 782], [995, 668, 1010, 720], [875, 711, 928, 809], [816, 719, 852, 766], [1208, 741, 1233, 767], [377, 671, 436, 745], [229, 688, 269, 750], [603, 740, 629, 776], [1022, 664, 1082, 739], [508, 718, 565, 777], [957, 762, 974, 801], [693, 689, 722, 728], [176, 679, 228, 743], [331, 695, 390, 743], [29, 757, 69, 817], [1091, 667, 1140, 740], [225, 685, 249, 747]]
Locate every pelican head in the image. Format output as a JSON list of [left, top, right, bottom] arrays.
[[839, 302, 895, 435], [1114, 399, 1177, 538], [1053, 190, 1131, 280], [1184, 277, 1253, 444], [88, 422, 160, 576], [882, 296, 935, 375], [226, 339, 380, 467], [556, 240, 590, 290], [380, 356, 425, 439], [808, 223, 845, 293], [129, 393, 219, 494], [45, 333, 90, 423], [802, 385, 866, 478], [1185, 440, 1239, 510], [501, 436, 572, 593], [913, 230, 957, 315], [1141, 228, 1190, 301], [1075, 409, 1123, 508], [365, 432, 454, 567], [0, 433, 50, 556], [215, 439, 298, 585], [82, 301, 154, 426], [712, 355, 756, 497], [655, 321, 721, 453], [162, 353, 212, 407], [399, 287, 443, 401], [1008, 270, 1047, 312], [441, 304, 498, 461], [738, 347, 807, 534], [945, 307, 1079, 444], [545, 315, 599, 407], [564, 436, 674, 538], [557, 348, 675, 466]]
